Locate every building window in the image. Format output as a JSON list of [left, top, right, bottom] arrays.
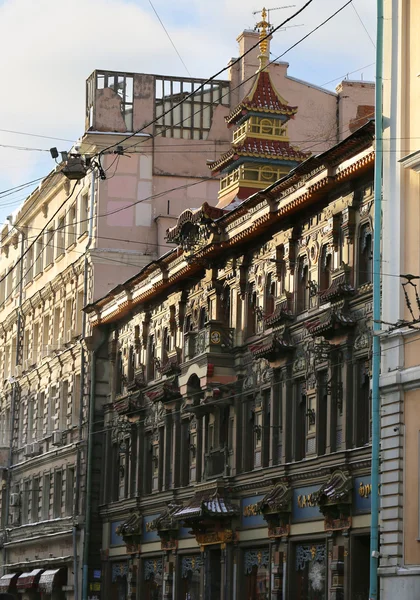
[[356, 360, 371, 446], [27, 397, 35, 443], [56, 216, 65, 258], [244, 548, 270, 600], [42, 473, 50, 520], [317, 370, 328, 456], [265, 274, 275, 317], [60, 381, 69, 431], [358, 223, 373, 286], [72, 373, 81, 427], [296, 258, 309, 313], [42, 314, 49, 358], [53, 306, 61, 347], [48, 386, 56, 436], [31, 477, 40, 523], [25, 244, 34, 284], [21, 480, 30, 525], [67, 204, 76, 247], [53, 470, 62, 518], [319, 246, 332, 291], [65, 467, 75, 516], [44, 228, 54, 267], [79, 192, 89, 236], [32, 321, 39, 364], [147, 335, 155, 381], [75, 289, 84, 335], [18, 401, 25, 448], [35, 237, 43, 276], [294, 380, 306, 461], [247, 289, 257, 338], [37, 392, 45, 440]]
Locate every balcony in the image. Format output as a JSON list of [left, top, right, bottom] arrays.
[[183, 321, 234, 362]]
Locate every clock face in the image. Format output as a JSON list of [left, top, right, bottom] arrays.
[[210, 331, 221, 344]]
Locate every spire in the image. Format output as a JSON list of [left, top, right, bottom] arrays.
[[255, 7, 273, 71]]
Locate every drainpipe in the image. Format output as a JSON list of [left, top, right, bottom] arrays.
[[370, 0, 384, 598], [3, 226, 25, 573], [76, 169, 96, 600]]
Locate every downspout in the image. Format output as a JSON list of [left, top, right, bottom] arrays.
[[76, 170, 96, 600], [3, 227, 25, 573], [370, 0, 384, 598]]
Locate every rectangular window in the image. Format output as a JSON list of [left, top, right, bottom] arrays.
[[65, 466, 75, 516], [5, 268, 13, 301], [25, 245, 34, 284], [60, 381, 68, 431], [67, 204, 76, 247], [27, 397, 35, 443], [53, 307, 60, 347], [4, 345, 10, 381], [72, 374, 81, 426], [21, 480, 30, 525], [42, 314, 50, 357], [79, 192, 89, 236], [44, 228, 54, 267], [56, 216, 65, 258], [294, 380, 306, 462], [42, 473, 50, 520], [75, 290, 84, 335], [23, 328, 30, 365], [48, 386, 56, 435], [317, 370, 328, 456], [32, 322, 39, 364], [37, 392, 45, 439], [31, 477, 40, 523], [35, 237, 43, 276], [65, 298, 73, 341], [53, 470, 62, 518], [0, 273, 5, 304], [18, 401, 25, 447]]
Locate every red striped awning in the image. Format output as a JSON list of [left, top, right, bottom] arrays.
[[0, 573, 20, 591], [16, 569, 44, 590]]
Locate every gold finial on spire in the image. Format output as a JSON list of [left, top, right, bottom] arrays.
[[255, 7, 272, 70]]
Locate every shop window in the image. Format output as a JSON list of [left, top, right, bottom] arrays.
[[296, 258, 309, 313], [244, 548, 270, 600], [294, 543, 326, 599], [143, 558, 163, 600], [319, 246, 332, 291], [111, 563, 128, 600], [358, 223, 373, 286], [181, 555, 202, 600]]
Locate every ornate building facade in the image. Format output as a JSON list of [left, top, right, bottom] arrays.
[[86, 120, 375, 600]]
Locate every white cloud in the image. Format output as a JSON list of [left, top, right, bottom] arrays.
[[0, 0, 376, 220]]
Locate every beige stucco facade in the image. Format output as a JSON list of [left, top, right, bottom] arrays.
[[380, 0, 420, 597]]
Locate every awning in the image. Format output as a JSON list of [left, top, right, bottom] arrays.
[[38, 568, 67, 594], [17, 569, 44, 590], [0, 572, 20, 591]]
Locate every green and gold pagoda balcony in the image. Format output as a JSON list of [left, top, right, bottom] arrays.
[[183, 321, 234, 362]]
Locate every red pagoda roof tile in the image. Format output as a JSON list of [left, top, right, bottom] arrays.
[[209, 137, 309, 172], [226, 71, 298, 125]]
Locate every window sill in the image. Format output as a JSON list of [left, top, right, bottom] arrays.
[[44, 262, 53, 272], [55, 252, 65, 263], [24, 280, 33, 289], [78, 231, 88, 242], [66, 242, 76, 252], [34, 272, 43, 281]]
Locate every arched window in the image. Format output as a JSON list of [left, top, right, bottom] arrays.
[[319, 246, 332, 292], [358, 224, 373, 285], [296, 258, 309, 313]]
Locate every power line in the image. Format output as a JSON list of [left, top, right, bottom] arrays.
[[351, 2, 376, 49], [0, 128, 75, 143], [148, 0, 191, 77]]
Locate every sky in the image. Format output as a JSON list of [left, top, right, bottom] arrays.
[[0, 0, 376, 224]]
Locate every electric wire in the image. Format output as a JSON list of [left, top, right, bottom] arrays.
[[148, 0, 191, 77]]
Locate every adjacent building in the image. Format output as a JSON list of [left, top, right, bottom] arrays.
[[379, 0, 420, 597], [0, 11, 375, 600]]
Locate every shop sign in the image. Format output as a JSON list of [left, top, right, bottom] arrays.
[[292, 486, 323, 522], [241, 495, 265, 527], [143, 514, 160, 542], [110, 521, 124, 546], [353, 476, 372, 514]]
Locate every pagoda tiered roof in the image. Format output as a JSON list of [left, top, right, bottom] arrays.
[[226, 71, 298, 125], [209, 137, 309, 172]]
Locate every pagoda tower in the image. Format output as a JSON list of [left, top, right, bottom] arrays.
[[210, 8, 309, 209]]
